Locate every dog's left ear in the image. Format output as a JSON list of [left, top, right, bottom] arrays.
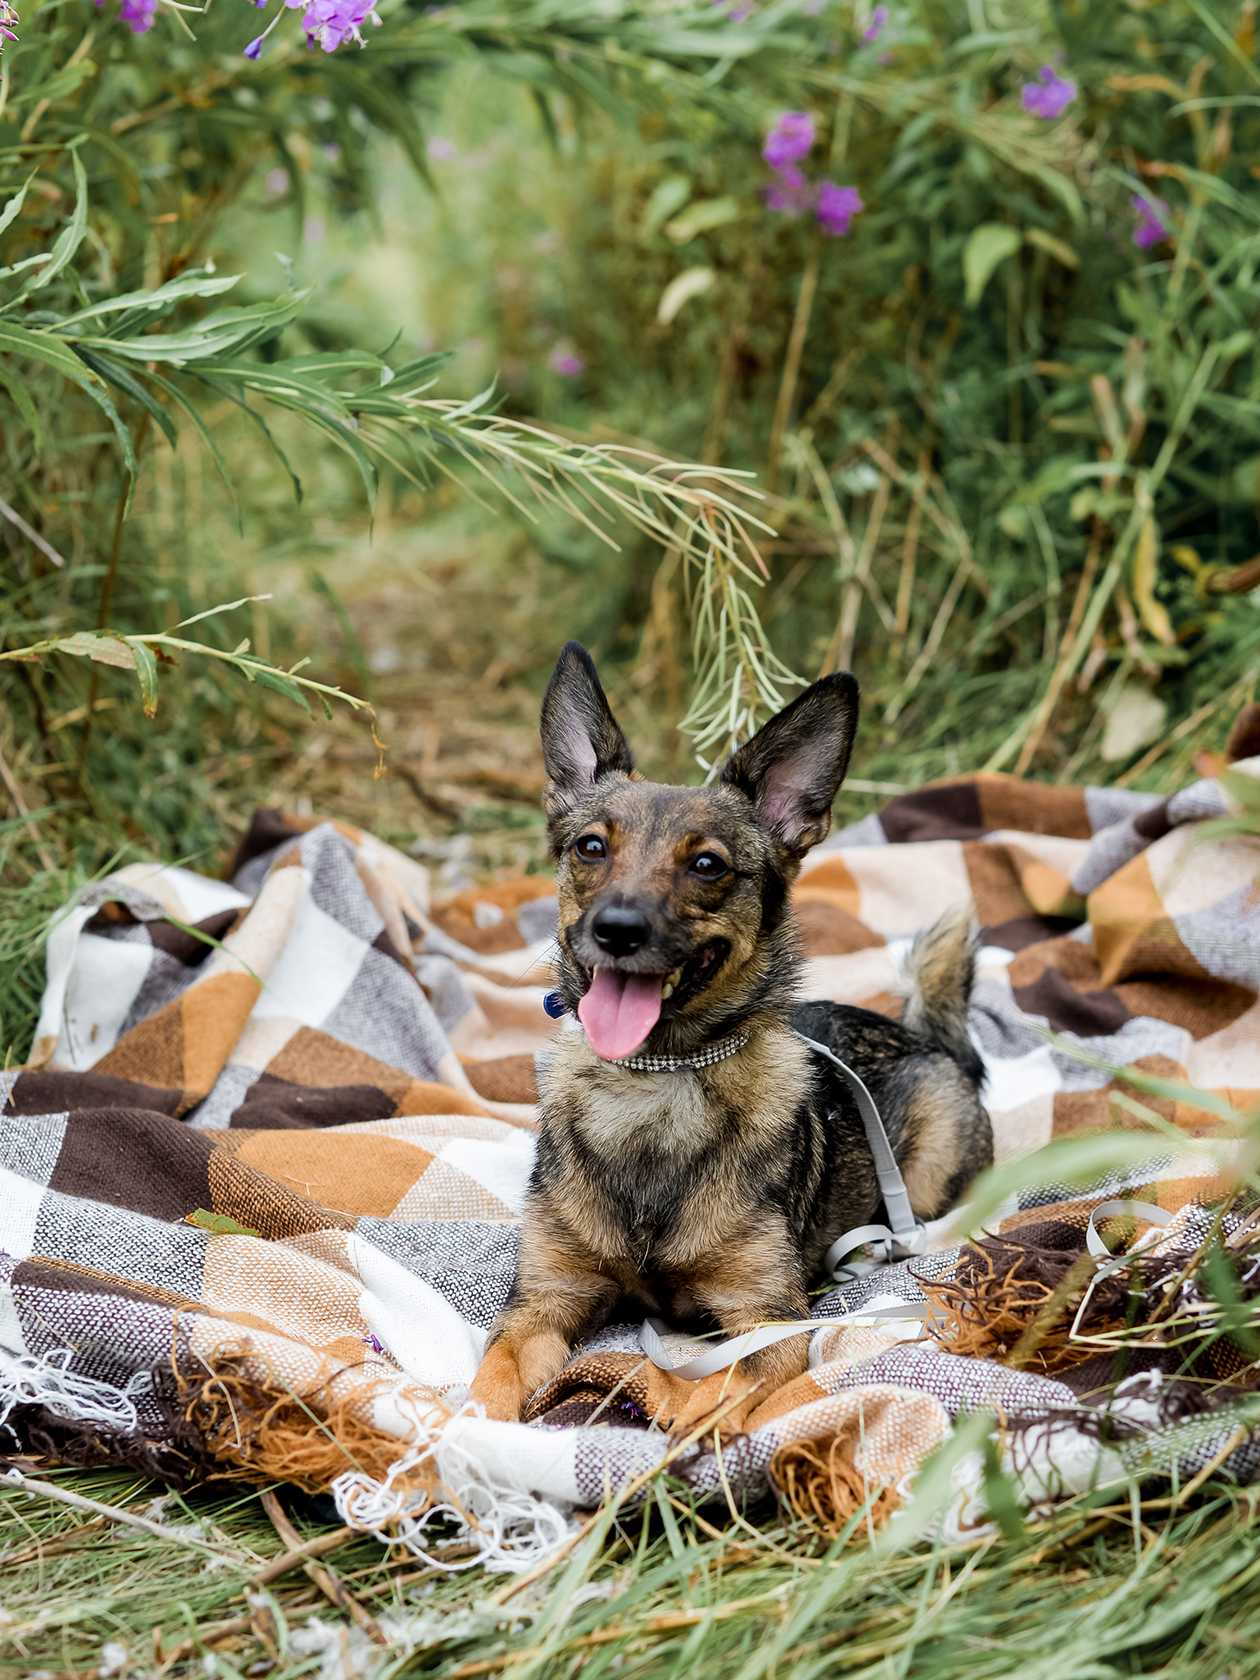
[[540, 641, 635, 818], [720, 672, 859, 855]]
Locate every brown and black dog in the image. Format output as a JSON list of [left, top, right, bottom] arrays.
[[468, 642, 992, 1431]]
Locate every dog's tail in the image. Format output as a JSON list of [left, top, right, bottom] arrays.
[[901, 905, 985, 1088]]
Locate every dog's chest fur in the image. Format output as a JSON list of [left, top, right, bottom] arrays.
[[535, 1026, 811, 1270]]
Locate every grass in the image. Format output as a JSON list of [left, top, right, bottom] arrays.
[[4, 1460, 1260, 1679]]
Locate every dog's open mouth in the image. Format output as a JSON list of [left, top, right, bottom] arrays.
[[576, 942, 728, 1061]]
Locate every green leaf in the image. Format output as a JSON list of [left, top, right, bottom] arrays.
[[1024, 227, 1079, 269], [23, 149, 89, 297], [238, 660, 312, 713], [658, 267, 714, 325], [75, 347, 178, 448], [184, 1208, 263, 1238], [76, 290, 312, 366], [0, 172, 35, 245], [285, 350, 383, 379], [189, 358, 354, 415], [143, 366, 238, 516], [53, 632, 137, 670], [56, 271, 241, 331], [665, 197, 742, 242], [963, 223, 1021, 307], [131, 640, 159, 718], [0, 320, 136, 472], [642, 175, 692, 239], [192, 376, 302, 501], [0, 355, 43, 454], [382, 351, 454, 394]]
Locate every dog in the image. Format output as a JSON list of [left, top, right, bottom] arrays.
[[468, 642, 992, 1432]]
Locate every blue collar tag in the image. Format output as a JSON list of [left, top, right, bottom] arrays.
[[542, 991, 568, 1019]]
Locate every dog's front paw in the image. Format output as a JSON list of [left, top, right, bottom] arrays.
[[666, 1371, 760, 1443], [468, 1343, 525, 1421]]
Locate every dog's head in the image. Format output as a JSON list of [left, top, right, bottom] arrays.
[[540, 642, 859, 1060]]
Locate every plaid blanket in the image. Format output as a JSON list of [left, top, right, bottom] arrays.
[[2, 742, 1258, 1566]]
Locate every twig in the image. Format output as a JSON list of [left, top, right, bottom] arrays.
[[0, 748, 55, 871], [0, 494, 67, 569], [251, 1522, 356, 1586], [260, 1489, 387, 1645], [154, 1612, 254, 1673], [766, 250, 820, 495], [0, 1514, 107, 1567], [885, 548, 973, 724], [0, 1468, 244, 1560], [893, 457, 928, 656], [821, 476, 890, 675]]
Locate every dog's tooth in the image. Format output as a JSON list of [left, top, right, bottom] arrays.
[[661, 982, 675, 1000], [667, 967, 682, 987]]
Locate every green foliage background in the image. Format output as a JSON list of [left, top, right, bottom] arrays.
[[0, 0, 1258, 1061]]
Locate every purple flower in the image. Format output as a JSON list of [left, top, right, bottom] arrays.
[[98, 0, 155, 30], [301, 0, 378, 51], [1021, 65, 1076, 120], [243, 32, 264, 54], [1131, 193, 1172, 250], [763, 112, 815, 171], [862, 5, 887, 40], [817, 181, 864, 236], [549, 348, 585, 377]]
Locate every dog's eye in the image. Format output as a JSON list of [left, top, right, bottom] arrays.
[[574, 834, 607, 862], [690, 852, 728, 880]]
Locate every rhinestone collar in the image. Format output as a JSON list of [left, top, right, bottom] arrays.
[[605, 1029, 749, 1074]]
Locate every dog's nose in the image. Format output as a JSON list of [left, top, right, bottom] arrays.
[[591, 905, 652, 957]]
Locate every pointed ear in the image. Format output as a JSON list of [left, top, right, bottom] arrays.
[[719, 673, 859, 856], [540, 642, 635, 817]]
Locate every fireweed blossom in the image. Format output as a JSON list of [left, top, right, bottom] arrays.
[[1021, 64, 1076, 119], [763, 111, 814, 171], [95, 0, 155, 32], [762, 111, 865, 237], [817, 182, 863, 236], [0, 0, 16, 43], [1132, 193, 1172, 249], [862, 5, 887, 41], [244, 0, 380, 57]]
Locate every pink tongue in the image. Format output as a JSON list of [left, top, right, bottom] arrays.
[[578, 968, 665, 1060]]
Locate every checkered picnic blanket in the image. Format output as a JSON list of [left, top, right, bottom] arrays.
[[2, 741, 1258, 1565]]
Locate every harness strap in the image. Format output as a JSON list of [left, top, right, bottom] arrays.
[[639, 1304, 931, 1381], [791, 1029, 926, 1277]]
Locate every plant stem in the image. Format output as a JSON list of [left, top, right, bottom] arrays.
[[766, 248, 820, 496]]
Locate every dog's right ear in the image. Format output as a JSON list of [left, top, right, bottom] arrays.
[[540, 642, 634, 818], [720, 671, 859, 856]]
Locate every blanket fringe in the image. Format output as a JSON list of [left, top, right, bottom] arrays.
[[333, 1420, 576, 1575], [770, 1432, 902, 1539], [917, 1233, 1130, 1373], [179, 1352, 435, 1491]]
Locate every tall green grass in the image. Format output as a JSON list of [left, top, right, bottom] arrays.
[[2, 1460, 1259, 1680]]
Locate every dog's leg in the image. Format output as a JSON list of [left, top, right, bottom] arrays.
[[469, 1267, 619, 1421], [669, 1241, 811, 1439]]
